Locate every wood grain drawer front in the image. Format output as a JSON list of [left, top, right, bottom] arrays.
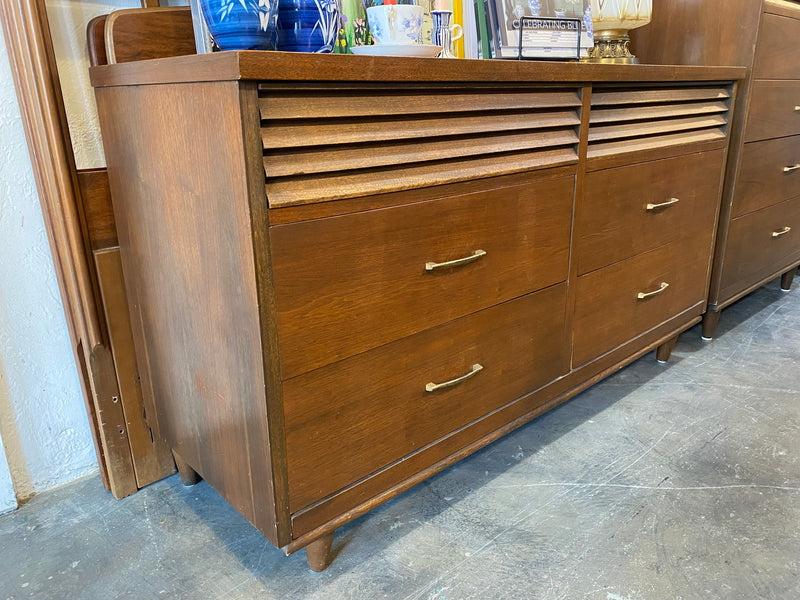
[[719, 197, 800, 301], [282, 284, 568, 512], [753, 12, 800, 80], [745, 81, 800, 143], [573, 242, 709, 367], [271, 177, 573, 379], [733, 136, 800, 218], [577, 150, 724, 275]]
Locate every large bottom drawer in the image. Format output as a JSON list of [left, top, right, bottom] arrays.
[[573, 241, 710, 366], [719, 196, 800, 302], [283, 283, 569, 512]]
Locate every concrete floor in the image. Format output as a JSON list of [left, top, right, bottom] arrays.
[[2, 280, 799, 600]]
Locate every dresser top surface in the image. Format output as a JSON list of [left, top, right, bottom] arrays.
[[90, 51, 745, 89]]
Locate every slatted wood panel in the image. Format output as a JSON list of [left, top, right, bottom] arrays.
[[259, 84, 582, 207], [588, 84, 732, 160]]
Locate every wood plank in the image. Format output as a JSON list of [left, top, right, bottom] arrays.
[[591, 86, 730, 106], [89, 345, 138, 498], [104, 7, 195, 65], [589, 100, 729, 124], [77, 168, 117, 250], [587, 129, 727, 160], [86, 15, 107, 67], [264, 129, 579, 177], [261, 110, 581, 149], [265, 146, 578, 207], [267, 165, 577, 224], [95, 249, 176, 488], [259, 90, 582, 120], [589, 114, 728, 142], [89, 51, 745, 88]]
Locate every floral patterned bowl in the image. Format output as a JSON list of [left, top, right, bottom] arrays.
[[200, 0, 278, 50]]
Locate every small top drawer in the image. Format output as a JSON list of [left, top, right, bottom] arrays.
[[733, 136, 800, 218], [270, 176, 574, 379], [753, 12, 800, 80], [577, 150, 724, 275], [745, 81, 800, 143]]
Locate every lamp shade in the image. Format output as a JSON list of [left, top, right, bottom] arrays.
[[590, 0, 652, 32]]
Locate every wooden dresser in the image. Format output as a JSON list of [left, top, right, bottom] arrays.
[[633, 0, 800, 338], [90, 53, 742, 570]]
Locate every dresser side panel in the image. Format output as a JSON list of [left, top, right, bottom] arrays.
[[94, 81, 282, 545]]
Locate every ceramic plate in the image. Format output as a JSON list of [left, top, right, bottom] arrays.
[[350, 44, 443, 58]]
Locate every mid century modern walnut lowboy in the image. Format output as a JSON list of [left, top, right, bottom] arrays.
[[90, 53, 743, 570], [633, 0, 800, 338]]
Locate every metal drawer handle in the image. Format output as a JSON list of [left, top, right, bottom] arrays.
[[784, 164, 800, 173], [772, 226, 792, 238], [425, 249, 486, 271], [795, 106, 800, 111], [426, 364, 483, 392], [637, 282, 670, 300], [646, 197, 680, 211]]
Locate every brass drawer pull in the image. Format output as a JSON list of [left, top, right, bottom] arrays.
[[772, 226, 792, 238], [646, 197, 680, 211], [783, 164, 800, 173], [637, 282, 669, 300], [795, 106, 800, 111], [425, 249, 486, 271], [426, 363, 483, 392]]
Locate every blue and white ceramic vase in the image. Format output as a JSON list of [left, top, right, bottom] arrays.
[[200, 0, 279, 50], [276, 0, 340, 53]]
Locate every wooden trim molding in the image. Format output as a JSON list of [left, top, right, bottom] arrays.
[[0, 0, 139, 497]]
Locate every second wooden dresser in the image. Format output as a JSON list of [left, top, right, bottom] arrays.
[[634, 0, 800, 337]]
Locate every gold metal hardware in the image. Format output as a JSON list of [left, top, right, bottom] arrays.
[[637, 282, 669, 300], [783, 164, 800, 173], [772, 226, 792, 238], [426, 364, 483, 392], [646, 197, 680, 211], [425, 249, 486, 271], [795, 106, 800, 111]]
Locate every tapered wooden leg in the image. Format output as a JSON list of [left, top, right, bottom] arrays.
[[172, 450, 200, 486], [656, 335, 678, 363], [781, 268, 796, 291], [701, 310, 721, 341], [305, 531, 335, 572]]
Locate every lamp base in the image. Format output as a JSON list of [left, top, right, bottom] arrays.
[[583, 29, 639, 64]]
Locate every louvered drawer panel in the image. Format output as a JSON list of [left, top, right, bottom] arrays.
[[588, 84, 731, 160], [259, 83, 581, 207]]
